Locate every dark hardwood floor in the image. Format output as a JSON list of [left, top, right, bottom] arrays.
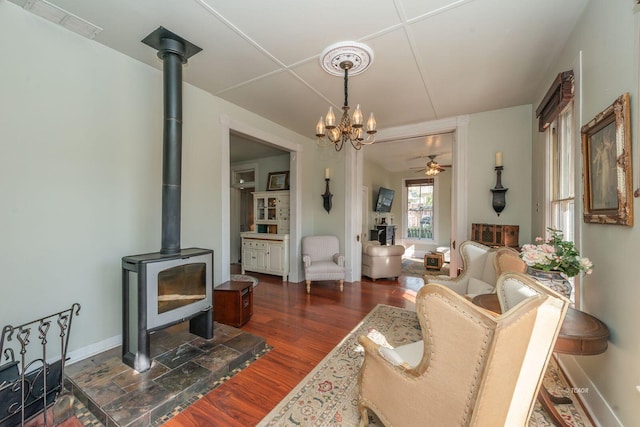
[[165, 267, 423, 427]]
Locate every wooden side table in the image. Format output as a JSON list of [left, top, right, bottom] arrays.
[[214, 280, 254, 328], [472, 293, 609, 427]]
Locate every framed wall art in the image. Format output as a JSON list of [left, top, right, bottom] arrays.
[[581, 92, 633, 226], [267, 171, 289, 191]]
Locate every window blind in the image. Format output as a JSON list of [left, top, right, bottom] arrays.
[[535, 70, 574, 132]]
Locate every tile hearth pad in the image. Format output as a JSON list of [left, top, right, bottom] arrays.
[[66, 322, 266, 426]]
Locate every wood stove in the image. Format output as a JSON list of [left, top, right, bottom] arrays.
[[122, 248, 212, 372], [121, 27, 210, 373]]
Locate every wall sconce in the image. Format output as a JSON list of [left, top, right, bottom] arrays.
[[322, 168, 333, 213], [490, 152, 508, 216]]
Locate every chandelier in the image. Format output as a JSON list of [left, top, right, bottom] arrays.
[[315, 42, 377, 151]]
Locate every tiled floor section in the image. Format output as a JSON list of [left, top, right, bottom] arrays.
[[65, 322, 266, 427]]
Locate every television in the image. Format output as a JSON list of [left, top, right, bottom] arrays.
[[374, 187, 395, 212]]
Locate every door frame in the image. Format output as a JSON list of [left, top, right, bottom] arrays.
[[220, 115, 303, 283], [347, 115, 469, 278]]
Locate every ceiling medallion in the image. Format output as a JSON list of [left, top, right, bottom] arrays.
[[320, 41, 374, 76], [315, 42, 377, 151]]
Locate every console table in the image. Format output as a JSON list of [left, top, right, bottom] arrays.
[[472, 293, 609, 427]]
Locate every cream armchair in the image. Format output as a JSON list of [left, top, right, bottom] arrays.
[[302, 235, 345, 293], [357, 273, 569, 427], [361, 241, 405, 281], [424, 240, 499, 297]]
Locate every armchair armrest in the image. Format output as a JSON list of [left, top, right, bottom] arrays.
[[358, 335, 413, 373], [333, 253, 345, 267], [302, 255, 311, 268]]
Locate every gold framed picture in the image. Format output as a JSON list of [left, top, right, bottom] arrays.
[[581, 92, 633, 226], [267, 171, 289, 191]]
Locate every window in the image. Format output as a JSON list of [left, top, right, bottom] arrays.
[[406, 178, 434, 240], [549, 106, 575, 242]]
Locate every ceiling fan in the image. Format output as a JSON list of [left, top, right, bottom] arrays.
[[411, 155, 451, 176]]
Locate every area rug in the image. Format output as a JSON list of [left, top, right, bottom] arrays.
[[257, 304, 592, 427], [401, 257, 449, 278]]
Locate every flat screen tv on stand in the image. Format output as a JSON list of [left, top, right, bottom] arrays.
[[374, 187, 395, 213]]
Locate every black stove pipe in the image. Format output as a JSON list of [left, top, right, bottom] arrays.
[[142, 27, 202, 255], [158, 37, 185, 255]]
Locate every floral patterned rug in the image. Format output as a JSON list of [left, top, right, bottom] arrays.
[[257, 304, 592, 427]]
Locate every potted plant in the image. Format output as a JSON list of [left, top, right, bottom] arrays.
[[520, 228, 593, 298]]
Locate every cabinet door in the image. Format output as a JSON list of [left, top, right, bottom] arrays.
[[268, 243, 284, 273], [255, 249, 268, 269], [243, 247, 257, 268], [255, 196, 266, 221]]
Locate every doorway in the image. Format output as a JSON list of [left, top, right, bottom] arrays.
[[220, 115, 303, 283]]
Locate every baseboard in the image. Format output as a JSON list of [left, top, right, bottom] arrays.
[[66, 334, 122, 365], [557, 354, 624, 427]]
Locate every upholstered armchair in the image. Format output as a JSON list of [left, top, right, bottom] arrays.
[[424, 240, 499, 297], [495, 246, 527, 276], [361, 241, 405, 281], [302, 235, 345, 293], [357, 273, 569, 427]]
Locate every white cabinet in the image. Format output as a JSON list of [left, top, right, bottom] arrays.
[[241, 233, 289, 281], [253, 191, 289, 234]]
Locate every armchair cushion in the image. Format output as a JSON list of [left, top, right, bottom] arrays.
[[379, 340, 424, 368], [468, 277, 494, 296]]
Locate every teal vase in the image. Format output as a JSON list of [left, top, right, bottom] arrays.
[[527, 267, 572, 299]]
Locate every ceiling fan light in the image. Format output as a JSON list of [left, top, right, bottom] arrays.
[[425, 168, 440, 176]]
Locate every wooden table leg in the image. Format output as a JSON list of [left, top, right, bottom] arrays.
[[538, 385, 570, 427]]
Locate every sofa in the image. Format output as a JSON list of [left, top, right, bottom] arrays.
[[362, 241, 405, 280]]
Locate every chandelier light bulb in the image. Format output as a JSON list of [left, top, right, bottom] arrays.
[[352, 104, 363, 127], [328, 127, 341, 143], [325, 106, 336, 128], [316, 116, 325, 137], [366, 113, 377, 133]]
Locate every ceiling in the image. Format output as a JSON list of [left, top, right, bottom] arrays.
[[14, 0, 588, 170]]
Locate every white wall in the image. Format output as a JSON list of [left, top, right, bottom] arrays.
[[531, 1, 639, 425], [467, 104, 533, 245], [0, 2, 315, 356]]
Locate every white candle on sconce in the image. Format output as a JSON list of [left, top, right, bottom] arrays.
[[495, 151, 503, 167], [325, 168, 330, 179]]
